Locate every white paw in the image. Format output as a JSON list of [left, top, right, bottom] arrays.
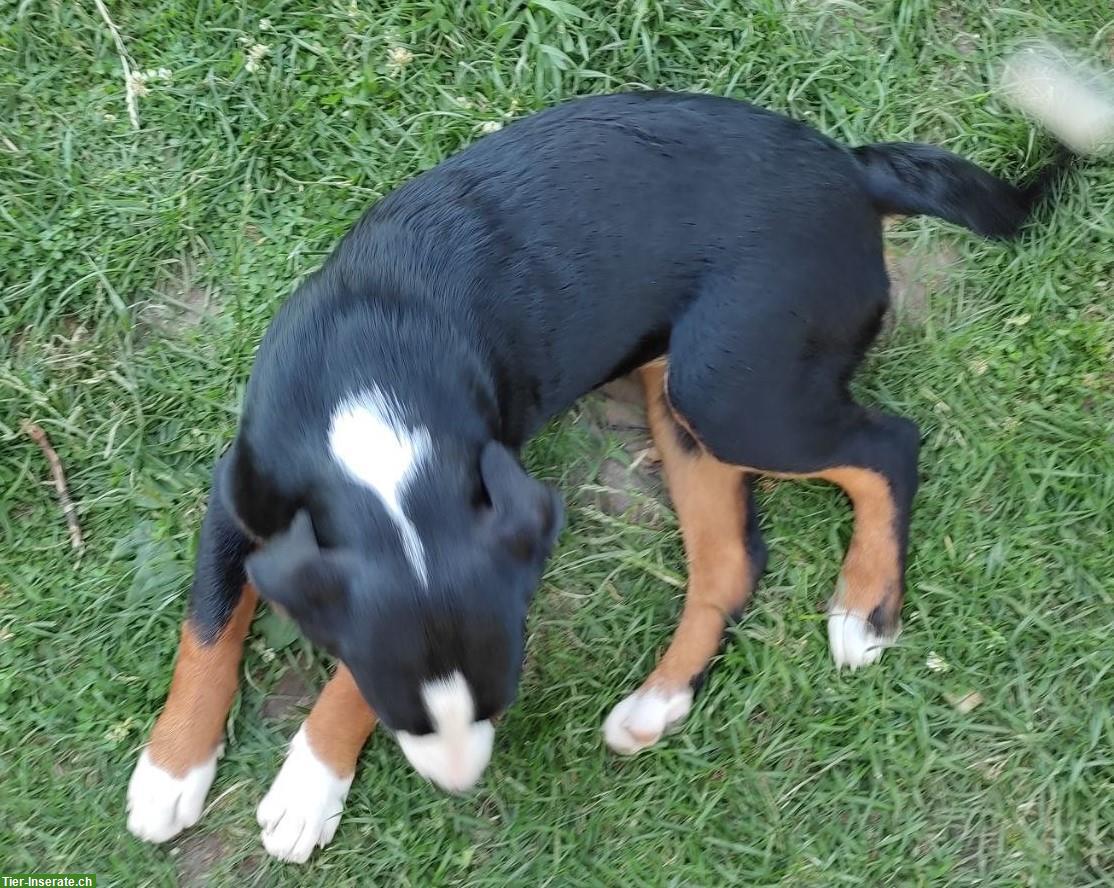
[[828, 610, 898, 670], [126, 747, 219, 843], [257, 726, 353, 864], [603, 686, 693, 755]]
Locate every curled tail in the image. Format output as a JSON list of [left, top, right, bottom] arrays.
[[853, 45, 1113, 239]]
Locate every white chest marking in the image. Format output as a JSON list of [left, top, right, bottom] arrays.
[[328, 386, 431, 585]]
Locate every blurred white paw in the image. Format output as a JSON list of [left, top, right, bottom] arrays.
[[828, 610, 897, 670], [126, 747, 218, 843], [257, 726, 352, 864], [603, 686, 693, 755]]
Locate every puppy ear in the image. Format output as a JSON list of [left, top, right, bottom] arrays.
[[245, 510, 357, 643], [480, 441, 565, 560]]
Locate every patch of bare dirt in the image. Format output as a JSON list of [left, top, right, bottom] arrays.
[[175, 832, 225, 887], [884, 241, 960, 330], [574, 374, 666, 524], [138, 254, 219, 334], [260, 667, 313, 722], [792, 0, 871, 49], [935, 3, 981, 57], [234, 854, 267, 882]]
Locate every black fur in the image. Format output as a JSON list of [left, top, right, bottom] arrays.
[[181, 91, 1071, 736], [663, 393, 700, 454], [186, 455, 254, 643], [742, 475, 769, 585], [852, 141, 1073, 239]]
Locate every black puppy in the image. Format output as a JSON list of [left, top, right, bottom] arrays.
[[126, 87, 1095, 862]]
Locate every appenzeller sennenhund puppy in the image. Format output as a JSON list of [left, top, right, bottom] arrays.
[[125, 81, 1104, 862]]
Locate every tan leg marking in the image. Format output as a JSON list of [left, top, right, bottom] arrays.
[[742, 464, 902, 668], [755, 463, 903, 622], [812, 466, 903, 668], [303, 664, 378, 777], [147, 583, 258, 775], [127, 583, 258, 843], [641, 361, 755, 689], [604, 361, 757, 754], [816, 466, 901, 617]]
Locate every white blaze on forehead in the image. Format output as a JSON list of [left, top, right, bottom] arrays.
[[396, 671, 494, 793], [329, 385, 431, 585]]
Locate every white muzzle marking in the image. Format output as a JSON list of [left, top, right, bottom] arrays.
[[396, 671, 494, 793]]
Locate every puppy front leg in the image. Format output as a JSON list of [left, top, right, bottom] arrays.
[[127, 458, 255, 843], [257, 664, 377, 863]]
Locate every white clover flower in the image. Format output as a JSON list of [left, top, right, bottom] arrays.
[[126, 70, 149, 97], [245, 42, 270, 73], [478, 120, 503, 134], [926, 651, 950, 673], [387, 45, 414, 71]]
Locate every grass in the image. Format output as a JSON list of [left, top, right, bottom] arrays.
[[1, 0, 1112, 884]]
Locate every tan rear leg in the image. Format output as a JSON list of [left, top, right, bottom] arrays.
[[813, 466, 905, 669], [257, 663, 377, 863], [126, 583, 258, 842], [603, 361, 766, 754]]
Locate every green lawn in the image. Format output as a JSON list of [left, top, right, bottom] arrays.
[[2, 2, 1112, 885]]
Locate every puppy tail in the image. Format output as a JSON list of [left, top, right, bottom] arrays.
[[853, 45, 1113, 239], [851, 141, 1066, 239]]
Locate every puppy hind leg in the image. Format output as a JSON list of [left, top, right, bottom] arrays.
[[815, 416, 919, 670], [603, 361, 767, 755], [664, 273, 918, 673]]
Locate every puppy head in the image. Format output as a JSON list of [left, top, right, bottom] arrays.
[[245, 440, 563, 793]]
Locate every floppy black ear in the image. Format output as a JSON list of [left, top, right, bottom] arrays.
[[245, 510, 357, 642], [480, 441, 565, 560]]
